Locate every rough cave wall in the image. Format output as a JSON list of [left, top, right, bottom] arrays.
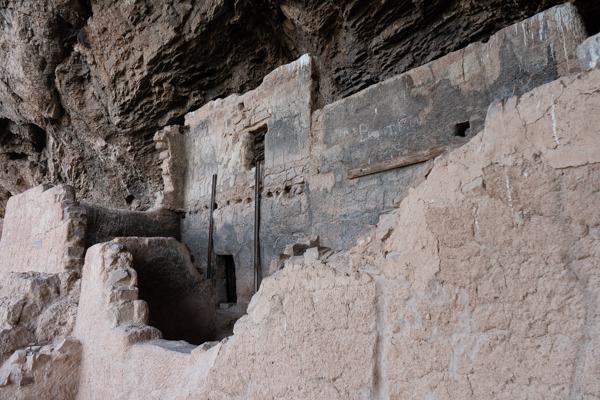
[[2, 0, 600, 219], [156, 4, 586, 305]]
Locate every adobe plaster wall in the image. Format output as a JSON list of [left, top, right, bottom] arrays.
[[200, 63, 600, 399], [0, 185, 87, 274], [73, 239, 222, 400]]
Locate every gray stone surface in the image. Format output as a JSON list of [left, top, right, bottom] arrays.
[[84, 205, 181, 248], [578, 32, 600, 71]]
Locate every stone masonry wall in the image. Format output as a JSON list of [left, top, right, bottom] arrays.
[[201, 64, 600, 399], [84, 205, 181, 248], [74, 240, 222, 400], [311, 3, 587, 251], [69, 51, 600, 400], [157, 54, 317, 304], [155, 3, 588, 306], [0, 185, 86, 274]]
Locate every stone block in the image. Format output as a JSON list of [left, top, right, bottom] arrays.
[[133, 300, 149, 325], [108, 286, 139, 303], [578, 33, 600, 71]]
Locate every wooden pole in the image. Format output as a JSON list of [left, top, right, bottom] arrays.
[[207, 174, 217, 279], [254, 161, 261, 293], [348, 139, 469, 179]]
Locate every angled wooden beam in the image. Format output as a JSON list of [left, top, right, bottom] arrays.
[[348, 138, 470, 179]]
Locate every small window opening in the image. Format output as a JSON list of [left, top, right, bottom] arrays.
[[454, 121, 470, 137], [251, 125, 267, 164]]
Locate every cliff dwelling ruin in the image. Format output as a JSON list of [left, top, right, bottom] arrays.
[[0, 1, 599, 398]]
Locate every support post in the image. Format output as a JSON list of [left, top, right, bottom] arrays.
[[254, 161, 261, 293], [207, 174, 217, 279]]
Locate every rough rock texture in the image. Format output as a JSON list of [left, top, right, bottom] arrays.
[[200, 66, 600, 398], [1, 0, 599, 217], [579, 32, 600, 70], [0, 185, 86, 273], [0, 271, 80, 364], [0, 338, 82, 400]]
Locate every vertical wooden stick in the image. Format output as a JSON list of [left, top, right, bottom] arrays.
[[254, 161, 261, 293], [207, 174, 217, 279]]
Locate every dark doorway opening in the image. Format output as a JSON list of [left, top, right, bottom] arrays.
[[215, 255, 237, 304]]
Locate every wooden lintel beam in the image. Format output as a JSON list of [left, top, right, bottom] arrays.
[[348, 138, 470, 179]]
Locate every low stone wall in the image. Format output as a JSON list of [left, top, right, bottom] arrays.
[[0, 339, 82, 400], [74, 240, 222, 400], [84, 205, 181, 248], [0, 185, 86, 274], [0, 270, 81, 400], [0, 271, 80, 364]]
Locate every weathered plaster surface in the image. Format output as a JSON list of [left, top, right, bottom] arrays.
[[0, 185, 86, 273], [73, 240, 222, 400]]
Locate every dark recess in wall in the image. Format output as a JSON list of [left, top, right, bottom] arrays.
[[575, 0, 600, 35]]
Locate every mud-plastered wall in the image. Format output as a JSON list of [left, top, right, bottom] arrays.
[[0, 185, 86, 273]]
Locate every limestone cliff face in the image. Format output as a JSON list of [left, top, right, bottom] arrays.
[[1, 0, 599, 215]]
